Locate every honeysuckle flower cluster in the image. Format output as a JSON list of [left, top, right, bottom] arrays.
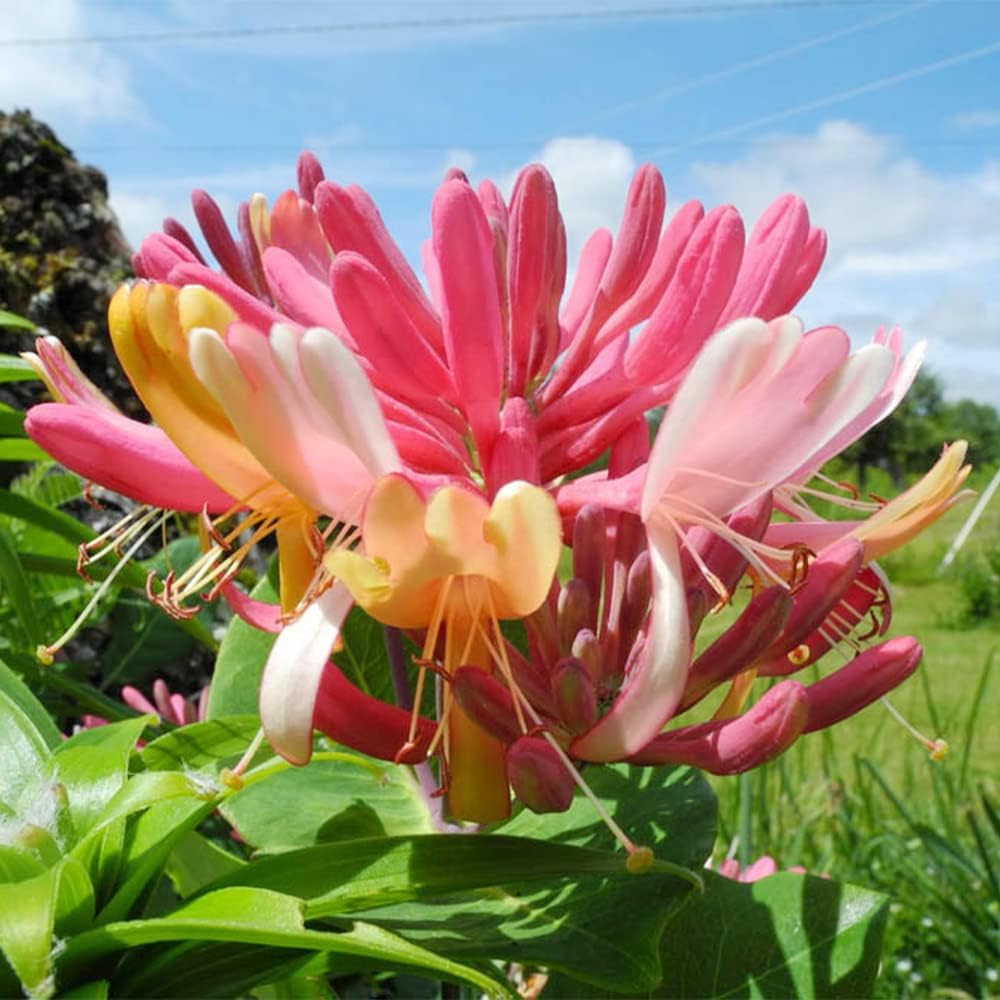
[[25, 152, 970, 827]]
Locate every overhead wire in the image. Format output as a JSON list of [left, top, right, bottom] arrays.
[[0, 0, 949, 49]]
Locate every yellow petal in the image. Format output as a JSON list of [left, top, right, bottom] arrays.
[[485, 481, 562, 617]]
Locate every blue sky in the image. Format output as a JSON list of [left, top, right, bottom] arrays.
[[3, 0, 1000, 407]]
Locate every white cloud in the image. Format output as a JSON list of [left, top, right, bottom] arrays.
[[0, 0, 142, 124], [687, 120, 1000, 410], [950, 109, 1000, 132], [689, 120, 1000, 274], [913, 288, 1000, 350], [108, 192, 176, 252]]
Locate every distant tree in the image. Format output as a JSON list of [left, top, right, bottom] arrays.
[[944, 398, 1000, 467], [842, 370, 1000, 487]]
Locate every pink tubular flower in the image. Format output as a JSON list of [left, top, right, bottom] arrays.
[[27, 149, 966, 823], [131, 154, 829, 492]]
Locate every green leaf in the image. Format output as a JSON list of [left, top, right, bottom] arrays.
[[0, 656, 61, 748], [0, 313, 35, 333], [0, 438, 49, 462], [57, 887, 510, 998], [208, 580, 405, 718], [0, 521, 44, 645], [0, 488, 93, 545], [59, 981, 110, 999], [208, 577, 278, 717], [140, 715, 262, 772], [209, 833, 696, 917], [0, 683, 53, 807], [0, 857, 93, 995], [50, 716, 152, 839], [165, 831, 245, 899], [0, 403, 27, 437], [651, 871, 889, 998], [219, 754, 434, 851], [500, 763, 717, 871]]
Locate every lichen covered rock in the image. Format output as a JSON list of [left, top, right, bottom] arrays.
[[0, 109, 139, 414]]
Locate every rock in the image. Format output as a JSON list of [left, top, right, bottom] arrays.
[[0, 109, 140, 416]]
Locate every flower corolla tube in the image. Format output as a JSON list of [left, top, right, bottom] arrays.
[[25, 151, 971, 824]]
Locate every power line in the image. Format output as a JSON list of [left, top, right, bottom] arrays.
[[0, 1, 931, 49], [652, 36, 1000, 155], [581, 0, 937, 125]]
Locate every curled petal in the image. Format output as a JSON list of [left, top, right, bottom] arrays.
[[259, 584, 354, 765]]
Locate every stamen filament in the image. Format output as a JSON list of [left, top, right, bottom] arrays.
[[879, 696, 949, 760], [39, 510, 170, 664]]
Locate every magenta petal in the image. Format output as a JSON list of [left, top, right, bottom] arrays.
[[221, 582, 283, 633], [432, 180, 504, 463], [331, 252, 455, 401], [314, 181, 443, 351], [313, 663, 437, 763], [25, 403, 235, 513], [626, 679, 809, 774], [262, 247, 350, 344], [718, 194, 811, 326], [802, 636, 921, 732], [192, 189, 256, 293]]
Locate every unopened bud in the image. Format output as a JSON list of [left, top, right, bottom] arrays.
[[627, 680, 809, 774], [801, 636, 922, 733], [558, 579, 592, 654], [618, 551, 652, 655], [507, 735, 575, 813], [686, 588, 709, 636], [551, 657, 598, 733], [758, 538, 865, 672], [451, 666, 521, 744], [572, 504, 606, 626], [682, 586, 791, 710], [571, 628, 602, 679]]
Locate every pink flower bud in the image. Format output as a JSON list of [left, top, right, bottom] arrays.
[[681, 585, 791, 710], [551, 657, 598, 734], [571, 628, 602, 680], [450, 666, 521, 744], [757, 537, 865, 673], [558, 578, 592, 655], [507, 735, 575, 813], [626, 679, 808, 774], [802, 636, 922, 732], [486, 397, 541, 494], [572, 504, 606, 625]]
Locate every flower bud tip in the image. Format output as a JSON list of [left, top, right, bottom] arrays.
[[36, 645, 54, 666], [929, 738, 949, 762]]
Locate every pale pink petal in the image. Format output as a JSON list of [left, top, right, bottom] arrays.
[[570, 518, 689, 761], [641, 317, 895, 521], [259, 583, 354, 765], [560, 228, 612, 341], [25, 403, 235, 513]]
